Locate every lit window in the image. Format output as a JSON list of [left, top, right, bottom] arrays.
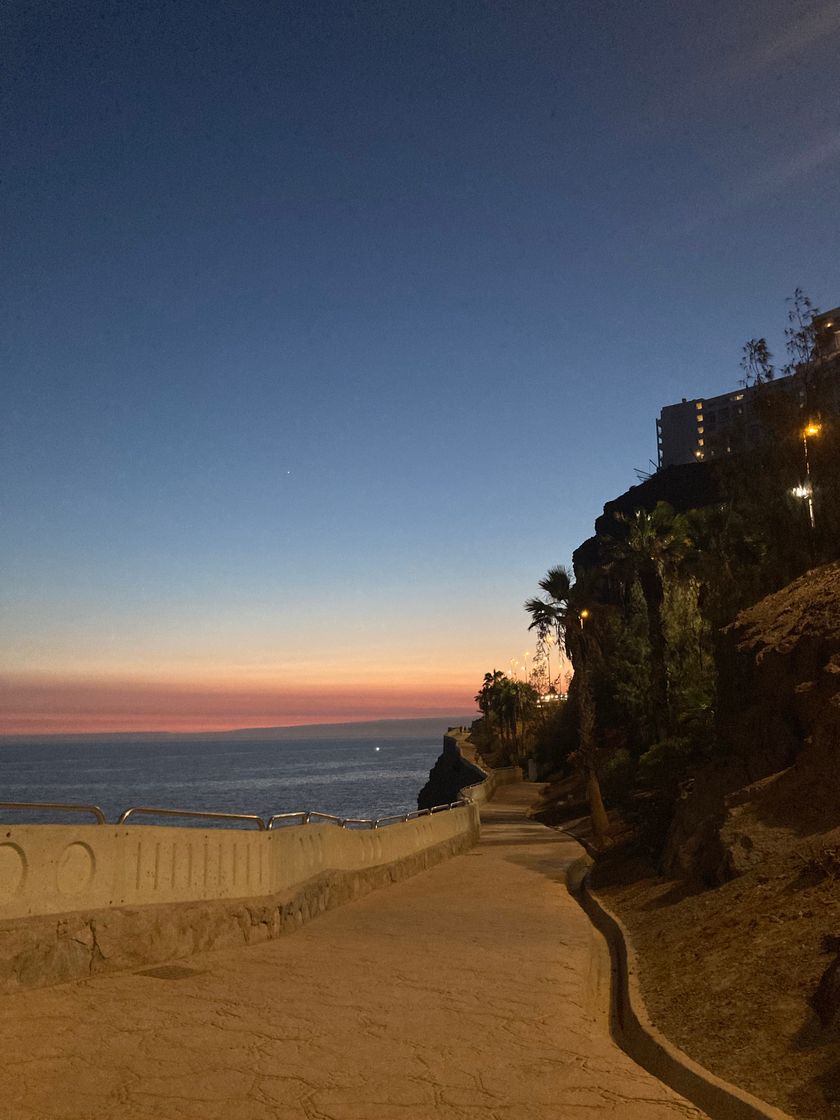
[[735, 393, 744, 401], [696, 402, 703, 410], [698, 438, 704, 446], [697, 426, 704, 434], [697, 414, 704, 422]]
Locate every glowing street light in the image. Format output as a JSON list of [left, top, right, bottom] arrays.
[[543, 632, 555, 694], [801, 421, 822, 529]]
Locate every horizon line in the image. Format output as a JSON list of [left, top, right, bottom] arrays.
[[0, 712, 479, 743]]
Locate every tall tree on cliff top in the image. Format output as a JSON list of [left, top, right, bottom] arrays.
[[783, 287, 819, 372], [740, 338, 775, 386], [610, 503, 687, 741], [525, 566, 611, 847]]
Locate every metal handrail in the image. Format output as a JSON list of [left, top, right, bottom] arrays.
[[117, 806, 266, 829], [374, 813, 411, 828], [400, 800, 467, 820], [0, 796, 469, 831], [0, 801, 107, 824], [267, 811, 309, 828], [267, 810, 348, 829]]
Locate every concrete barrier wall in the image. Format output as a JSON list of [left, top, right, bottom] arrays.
[[0, 736, 508, 992], [447, 728, 523, 805], [460, 764, 522, 806], [0, 805, 480, 993], [0, 805, 478, 923]]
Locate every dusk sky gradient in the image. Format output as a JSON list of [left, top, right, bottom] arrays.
[[2, 0, 839, 733]]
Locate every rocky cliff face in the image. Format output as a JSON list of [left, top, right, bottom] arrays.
[[417, 735, 487, 810], [664, 561, 840, 882]]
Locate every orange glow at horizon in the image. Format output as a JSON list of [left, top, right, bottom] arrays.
[[0, 670, 479, 736]]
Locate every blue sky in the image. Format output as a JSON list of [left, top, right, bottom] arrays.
[[2, 0, 839, 731]]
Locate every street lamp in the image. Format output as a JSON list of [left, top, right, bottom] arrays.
[[801, 421, 822, 530], [544, 633, 555, 694]]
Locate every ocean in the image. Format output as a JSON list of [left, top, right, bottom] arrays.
[[0, 734, 447, 828]]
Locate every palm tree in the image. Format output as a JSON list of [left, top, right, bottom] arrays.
[[475, 670, 539, 764], [475, 670, 505, 745], [611, 503, 686, 741], [525, 566, 611, 847]]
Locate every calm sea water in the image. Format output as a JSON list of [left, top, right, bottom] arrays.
[[0, 736, 442, 827]]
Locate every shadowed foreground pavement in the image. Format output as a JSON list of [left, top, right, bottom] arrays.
[[0, 783, 707, 1119]]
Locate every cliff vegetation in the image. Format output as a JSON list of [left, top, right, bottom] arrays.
[[496, 294, 840, 1118]]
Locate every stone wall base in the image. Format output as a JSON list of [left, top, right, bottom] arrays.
[[0, 828, 476, 995]]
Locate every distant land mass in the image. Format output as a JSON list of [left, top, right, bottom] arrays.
[[0, 715, 477, 747]]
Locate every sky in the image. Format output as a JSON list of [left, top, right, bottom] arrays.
[[2, 0, 839, 734]]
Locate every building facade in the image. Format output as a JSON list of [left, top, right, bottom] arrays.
[[656, 386, 758, 468], [814, 306, 840, 359], [656, 305, 840, 469]]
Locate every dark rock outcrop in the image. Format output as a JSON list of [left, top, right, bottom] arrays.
[[417, 735, 486, 810], [574, 461, 721, 576], [664, 562, 840, 882], [716, 561, 840, 758], [811, 953, 840, 1028], [527, 772, 589, 827]]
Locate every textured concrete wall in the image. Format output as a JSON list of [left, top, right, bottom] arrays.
[[0, 804, 478, 922], [0, 827, 477, 994], [460, 765, 522, 805], [0, 740, 492, 992]]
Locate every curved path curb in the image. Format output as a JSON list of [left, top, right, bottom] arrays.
[[566, 854, 795, 1120]]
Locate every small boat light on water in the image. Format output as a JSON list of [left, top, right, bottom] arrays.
[[375, 746, 380, 752]]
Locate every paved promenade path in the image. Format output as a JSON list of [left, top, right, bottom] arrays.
[[1, 783, 708, 1120]]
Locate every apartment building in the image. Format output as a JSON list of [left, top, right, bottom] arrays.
[[656, 387, 755, 468], [656, 305, 840, 469], [813, 306, 840, 360]]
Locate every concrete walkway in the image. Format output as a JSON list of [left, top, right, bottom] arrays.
[[0, 784, 708, 1120]]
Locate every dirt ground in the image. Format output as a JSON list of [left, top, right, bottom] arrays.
[[591, 839, 840, 1120]]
